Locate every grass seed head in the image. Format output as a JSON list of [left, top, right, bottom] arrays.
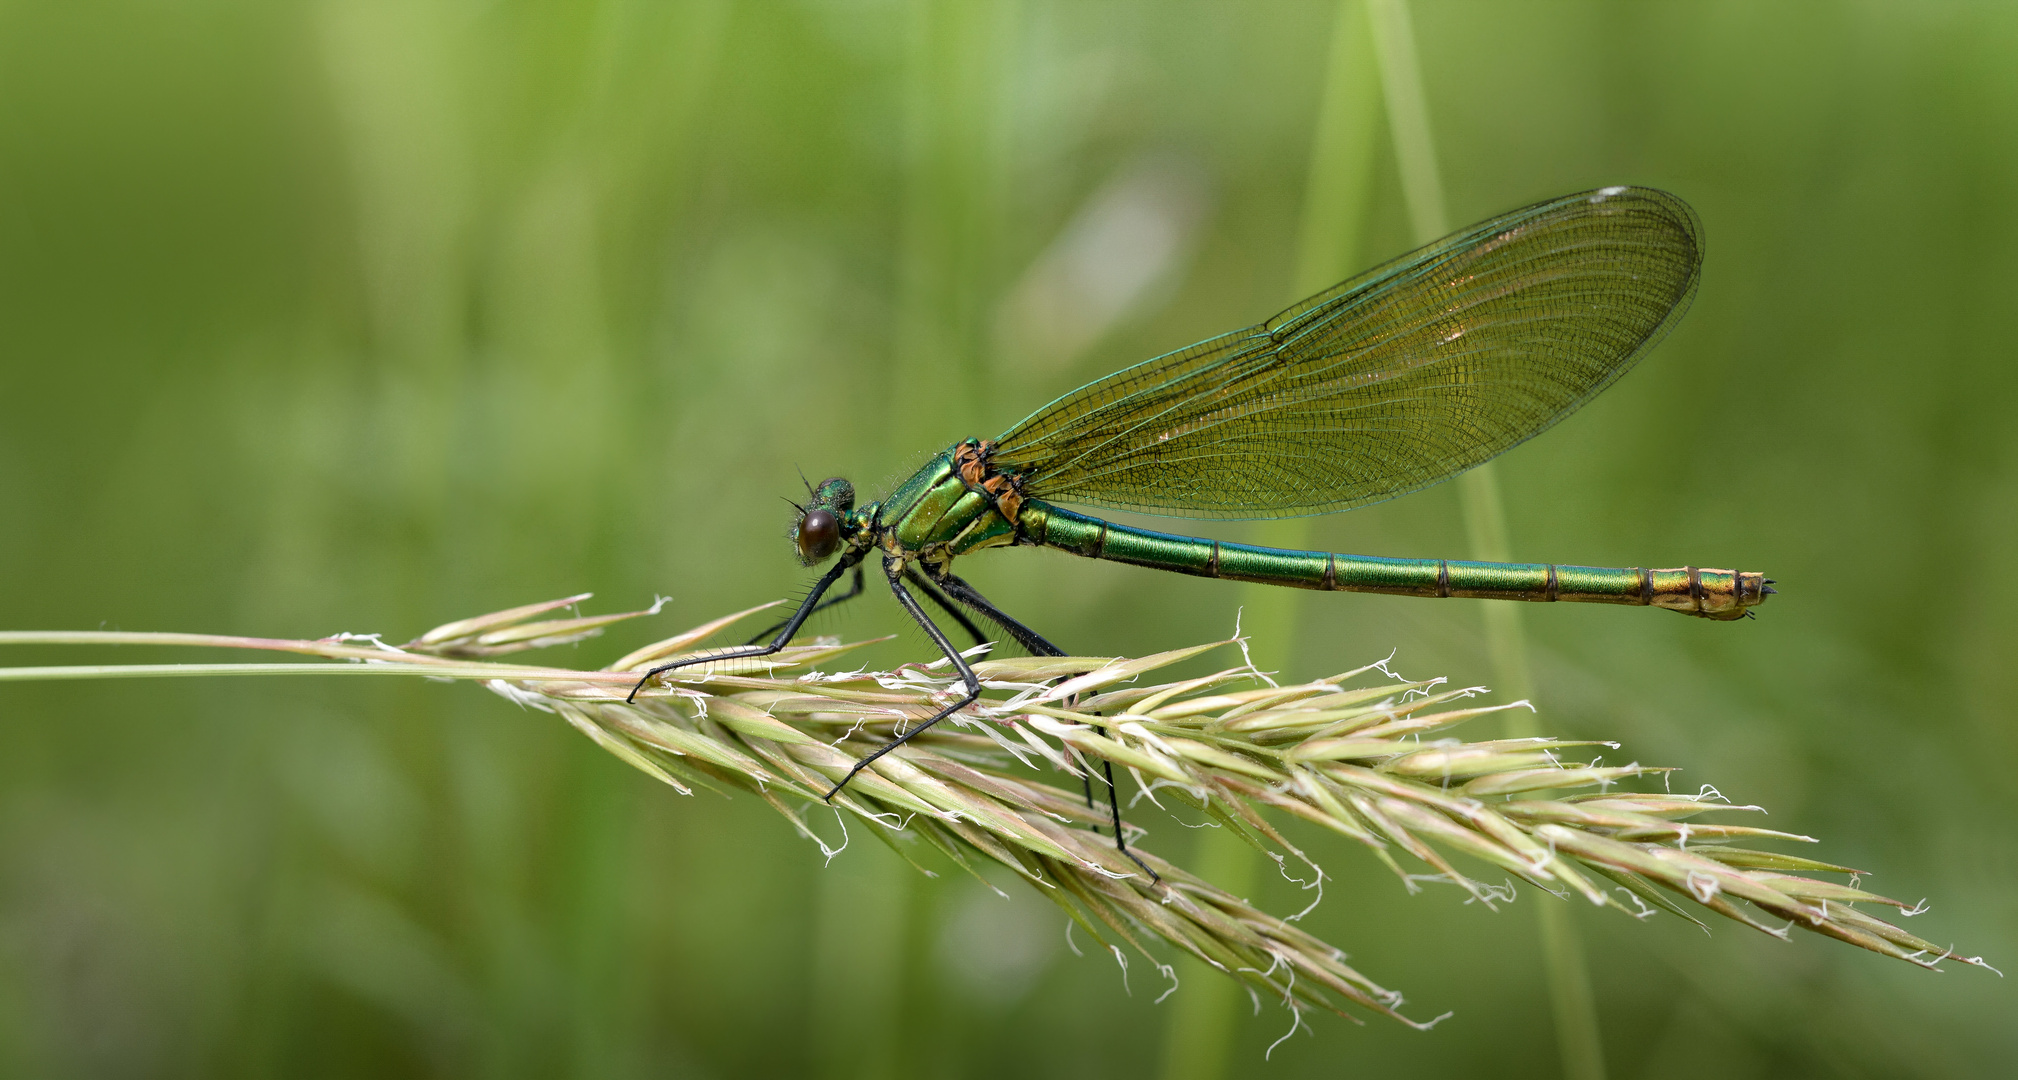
[[7, 595, 1994, 1023], [422, 597, 1991, 1021]]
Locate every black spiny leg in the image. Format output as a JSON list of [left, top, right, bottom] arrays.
[[927, 569, 1065, 658], [627, 552, 864, 702], [823, 556, 986, 800], [743, 563, 987, 652], [904, 567, 990, 651], [745, 563, 867, 645], [926, 568, 1158, 882], [925, 568, 1094, 814]]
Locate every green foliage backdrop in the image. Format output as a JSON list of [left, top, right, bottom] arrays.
[[1, 2, 2012, 1076]]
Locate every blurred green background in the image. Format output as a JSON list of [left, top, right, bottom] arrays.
[[2, 1, 2014, 1076]]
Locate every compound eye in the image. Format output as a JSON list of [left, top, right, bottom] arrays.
[[797, 508, 840, 562]]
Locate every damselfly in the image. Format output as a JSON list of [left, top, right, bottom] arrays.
[[631, 186, 1770, 872]]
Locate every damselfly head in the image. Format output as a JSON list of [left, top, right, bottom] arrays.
[[791, 476, 856, 566]]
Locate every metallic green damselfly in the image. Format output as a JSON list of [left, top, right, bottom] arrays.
[[631, 186, 1770, 870]]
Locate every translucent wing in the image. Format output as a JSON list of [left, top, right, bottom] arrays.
[[991, 186, 1702, 519]]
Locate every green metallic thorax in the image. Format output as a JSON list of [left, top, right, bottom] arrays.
[[847, 443, 1020, 570]]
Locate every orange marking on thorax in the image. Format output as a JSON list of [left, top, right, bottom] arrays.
[[954, 440, 1025, 523]]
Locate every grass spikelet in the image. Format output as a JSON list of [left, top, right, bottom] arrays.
[[0, 596, 1998, 1024]]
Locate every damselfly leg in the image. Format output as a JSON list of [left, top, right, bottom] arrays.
[[918, 566, 1158, 882], [744, 563, 868, 645], [626, 552, 865, 702], [818, 556, 988, 796]]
